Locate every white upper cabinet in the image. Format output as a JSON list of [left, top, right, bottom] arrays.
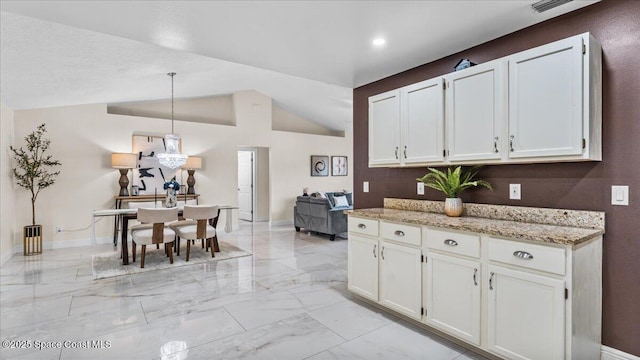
[[367, 32, 601, 167], [508, 33, 601, 161], [369, 78, 445, 167], [369, 90, 401, 166], [445, 60, 506, 162], [401, 78, 445, 164]]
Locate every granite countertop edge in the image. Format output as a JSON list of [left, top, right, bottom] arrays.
[[348, 208, 604, 246]]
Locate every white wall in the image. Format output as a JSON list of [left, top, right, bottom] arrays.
[[12, 90, 352, 246], [1, 102, 16, 264]]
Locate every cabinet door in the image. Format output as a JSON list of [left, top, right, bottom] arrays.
[[369, 90, 401, 166], [348, 235, 379, 301], [425, 253, 481, 345], [401, 78, 445, 164], [509, 36, 584, 159], [445, 61, 506, 162], [487, 265, 565, 360], [379, 241, 422, 320]]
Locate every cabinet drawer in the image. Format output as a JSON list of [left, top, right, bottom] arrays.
[[381, 222, 421, 246], [348, 217, 379, 237], [426, 228, 480, 258], [488, 238, 566, 276]]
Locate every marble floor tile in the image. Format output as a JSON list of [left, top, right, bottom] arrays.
[[307, 299, 396, 340], [1, 223, 490, 360], [170, 313, 344, 360], [305, 321, 473, 360]]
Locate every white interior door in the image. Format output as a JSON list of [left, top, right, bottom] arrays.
[[237, 150, 254, 222]]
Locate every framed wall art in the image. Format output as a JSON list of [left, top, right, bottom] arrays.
[[310, 155, 329, 176], [132, 135, 181, 195], [331, 156, 348, 176]]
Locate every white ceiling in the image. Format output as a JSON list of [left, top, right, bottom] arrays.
[[0, 0, 599, 131]]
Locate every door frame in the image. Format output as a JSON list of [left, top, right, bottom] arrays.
[[237, 148, 256, 222]]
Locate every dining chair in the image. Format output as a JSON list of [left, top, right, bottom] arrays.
[[169, 205, 218, 261], [130, 207, 178, 268]]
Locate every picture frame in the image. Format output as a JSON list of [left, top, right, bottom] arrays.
[[331, 156, 348, 176], [131, 134, 181, 195], [310, 155, 329, 176]]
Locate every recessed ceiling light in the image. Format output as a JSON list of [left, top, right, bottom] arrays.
[[372, 38, 386, 47]]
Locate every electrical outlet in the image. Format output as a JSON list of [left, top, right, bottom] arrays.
[[417, 182, 425, 195], [56, 226, 63, 233], [510, 184, 521, 200], [363, 181, 369, 193]]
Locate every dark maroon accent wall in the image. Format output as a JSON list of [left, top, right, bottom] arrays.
[[353, 0, 640, 355]]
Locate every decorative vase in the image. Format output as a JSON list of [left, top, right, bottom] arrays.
[[166, 188, 177, 208], [444, 197, 463, 217]]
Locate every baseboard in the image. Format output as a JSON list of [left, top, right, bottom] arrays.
[[8, 236, 112, 256], [0, 248, 16, 266], [602, 346, 640, 360]]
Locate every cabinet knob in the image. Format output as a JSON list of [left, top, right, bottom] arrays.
[[394, 230, 405, 237], [403, 146, 407, 159], [381, 246, 385, 260], [513, 250, 534, 260], [358, 223, 367, 229], [373, 244, 377, 258], [473, 268, 478, 286], [444, 239, 458, 246], [510, 135, 515, 152], [395, 147, 399, 159], [494, 137, 499, 153]]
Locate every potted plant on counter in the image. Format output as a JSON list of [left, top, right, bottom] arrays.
[[416, 166, 492, 217], [10, 124, 62, 255]]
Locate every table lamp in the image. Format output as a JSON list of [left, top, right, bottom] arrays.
[[111, 153, 137, 196], [182, 156, 202, 194]]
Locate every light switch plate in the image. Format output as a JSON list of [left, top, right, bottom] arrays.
[[510, 184, 521, 200], [417, 182, 425, 195], [363, 181, 369, 193], [611, 185, 629, 206]]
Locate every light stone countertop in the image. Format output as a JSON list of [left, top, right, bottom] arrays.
[[349, 208, 604, 246]]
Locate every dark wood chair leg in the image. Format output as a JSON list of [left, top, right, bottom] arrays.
[[132, 241, 136, 263], [176, 237, 180, 256], [168, 243, 174, 264], [213, 235, 220, 252], [156, 244, 160, 249], [141, 245, 146, 268], [209, 238, 216, 257], [186, 240, 191, 262]]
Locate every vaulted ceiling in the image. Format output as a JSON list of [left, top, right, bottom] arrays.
[[0, 1, 599, 131]]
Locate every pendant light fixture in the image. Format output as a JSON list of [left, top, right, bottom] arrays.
[[157, 72, 188, 169]]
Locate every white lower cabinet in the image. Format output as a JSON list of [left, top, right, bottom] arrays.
[[487, 265, 565, 360], [348, 216, 602, 360], [347, 234, 379, 301], [379, 240, 422, 320], [425, 253, 481, 345]]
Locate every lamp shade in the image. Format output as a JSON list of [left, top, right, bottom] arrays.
[[183, 156, 202, 170], [111, 153, 137, 169]]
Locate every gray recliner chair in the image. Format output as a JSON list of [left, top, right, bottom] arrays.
[[293, 192, 353, 240]]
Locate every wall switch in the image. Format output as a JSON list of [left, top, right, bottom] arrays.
[[363, 181, 370, 193], [417, 182, 425, 195], [611, 185, 629, 206], [509, 184, 521, 200]]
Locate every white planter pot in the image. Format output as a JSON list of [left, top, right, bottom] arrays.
[[444, 198, 463, 217]]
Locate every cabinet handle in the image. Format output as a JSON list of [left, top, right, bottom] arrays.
[[494, 137, 499, 153], [473, 268, 478, 286], [394, 230, 405, 237], [509, 135, 515, 152], [444, 239, 458, 246], [358, 223, 367, 229], [513, 250, 534, 260], [373, 244, 377, 258], [395, 147, 399, 159], [403, 146, 407, 159], [489, 271, 495, 290], [381, 246, 385, 260]]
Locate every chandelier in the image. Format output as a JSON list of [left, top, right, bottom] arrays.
[[157, 72, 188, 169]]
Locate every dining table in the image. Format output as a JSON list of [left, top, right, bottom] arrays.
[[92, 205, 237, 265]]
